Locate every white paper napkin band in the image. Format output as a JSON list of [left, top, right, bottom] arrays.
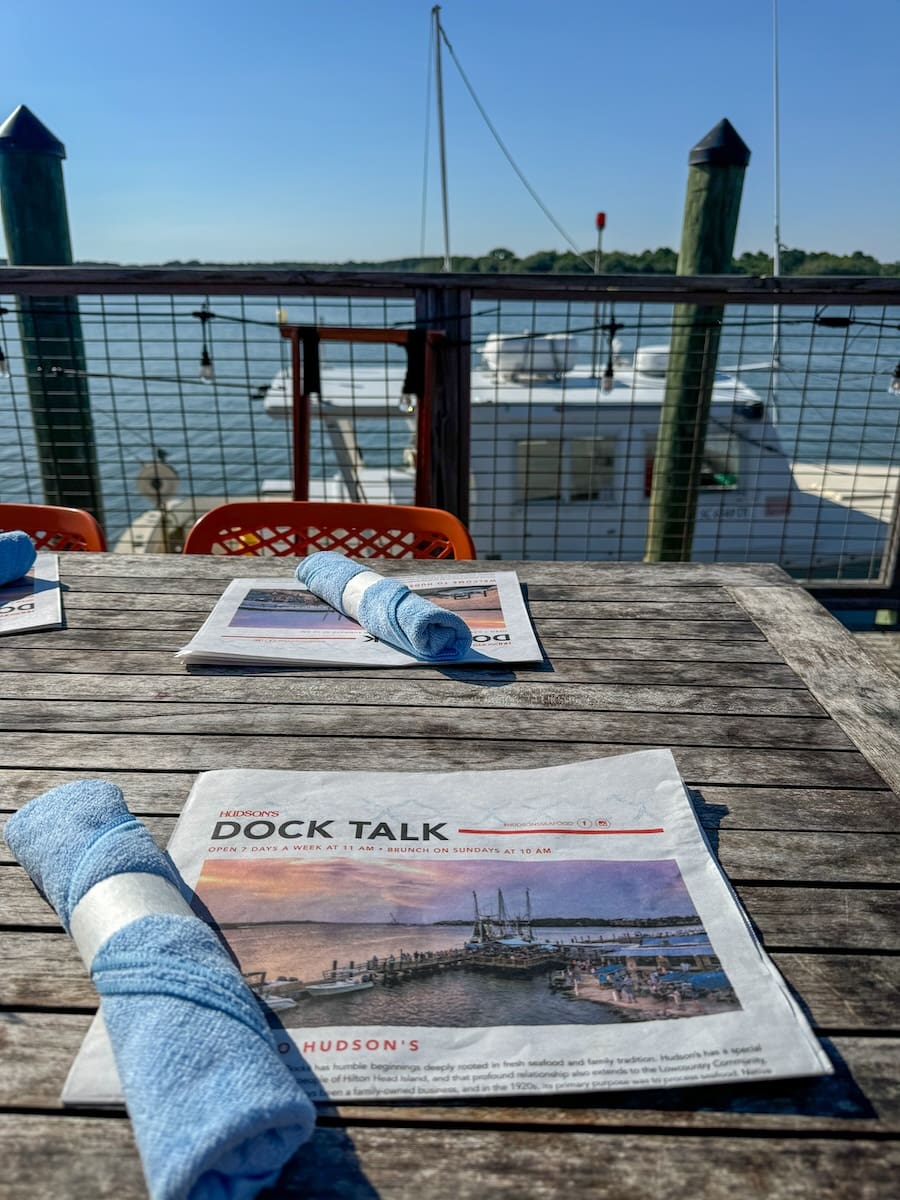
[[68, 872, 195, 970], [340, 570, 383, 621]]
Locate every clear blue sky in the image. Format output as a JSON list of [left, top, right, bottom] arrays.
[[3, 0, 897, 264]]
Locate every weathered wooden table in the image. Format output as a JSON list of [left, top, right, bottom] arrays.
[[1, 555, 898, 1199]]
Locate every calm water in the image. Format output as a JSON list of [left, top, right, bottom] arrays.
[[0, 295, 897, 544], [227, 920, 699, 1027]]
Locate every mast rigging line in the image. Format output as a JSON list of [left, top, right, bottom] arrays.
[[434, 13, 595, 271]]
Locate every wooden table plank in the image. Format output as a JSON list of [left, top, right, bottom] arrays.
[[1, 1015, 897, 1138], [0, 700, 853, 751], [8, 626, 786, 657], [0, 672, 826, 716], [0, 648, 807, 686], [61, 592, 761, 623], [0, 734, 884, 787], [0, 1117, 896, 1199], [54, 557, 797, 585], [730, 585, 900, 796]]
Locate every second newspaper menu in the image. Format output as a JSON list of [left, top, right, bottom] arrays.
[[177, 570, 542, 667]]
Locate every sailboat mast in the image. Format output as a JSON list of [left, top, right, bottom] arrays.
[[432, 6, 452, 272], [772, 0, 782, 281], [771, 0, 782, 411]]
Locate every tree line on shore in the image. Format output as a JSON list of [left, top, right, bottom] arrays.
[[9, 246, 894, 275], [153, 246, 897, 275]]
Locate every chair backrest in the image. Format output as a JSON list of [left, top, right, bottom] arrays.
[[0, 503, 107, 552], [182, 501, 476, 559]]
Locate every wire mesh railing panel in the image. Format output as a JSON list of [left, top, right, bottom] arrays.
[[469, 297, 900, 582], [0, 292, 415, 551], [0, 274, 898, 588]]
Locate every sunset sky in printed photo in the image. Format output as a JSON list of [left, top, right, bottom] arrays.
[[195, 856, 697, 926]]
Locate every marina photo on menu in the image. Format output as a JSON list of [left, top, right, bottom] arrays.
[[195, 856, 741, 1028], [228, 582, 506, 634]]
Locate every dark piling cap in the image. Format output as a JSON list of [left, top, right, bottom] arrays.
[[689, 119, 750, 167], [0, 105, 66, 158]]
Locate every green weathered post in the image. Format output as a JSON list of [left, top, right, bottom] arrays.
[[0, 105, 103, 517], [644, 119, 749, 562]]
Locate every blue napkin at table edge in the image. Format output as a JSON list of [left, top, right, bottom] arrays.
[[0, 530, 36, 587], [296, 550, 472, 661], [4, 780, 316, 1200]]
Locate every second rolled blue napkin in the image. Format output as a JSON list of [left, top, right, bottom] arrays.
[[0, 529, 36, 585], [296, 550, 472, 660], [4, 780, 316, 1200]]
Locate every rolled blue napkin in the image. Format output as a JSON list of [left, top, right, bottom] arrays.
[[0, 529, 36, 585], [296, 550, 472, 660], [4, 780, 316, 1200]]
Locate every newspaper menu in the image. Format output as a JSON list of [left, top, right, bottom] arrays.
[[63, 751, 831, 1105], [176, 570, 542, 667], [0, 553, 61, 635]]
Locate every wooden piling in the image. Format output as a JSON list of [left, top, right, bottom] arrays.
[[0, 105, 103, 517], [644, 119, 749, 561]]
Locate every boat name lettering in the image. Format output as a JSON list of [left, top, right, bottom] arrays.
[[209, 819, 448, 842]]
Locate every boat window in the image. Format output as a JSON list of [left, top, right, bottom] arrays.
[[517, 439, 564, 501], [517, 438, 615, 502], [570, 438, 616, 501], [644, 433, 739, 496]]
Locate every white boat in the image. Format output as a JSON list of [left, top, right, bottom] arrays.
[[242, 970, 300, 1010], [306, 967, 375, 996], [243, 335, 889, 574], [258, 993, 298, 1012]]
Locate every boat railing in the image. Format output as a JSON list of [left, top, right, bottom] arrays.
[[0, 266, 898, 603]]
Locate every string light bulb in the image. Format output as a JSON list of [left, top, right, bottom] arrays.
[[0, 305, 8, 380], [192, 304, 215, 384], [199, 346, 214, 384], [889, 363, 900, 396], [601, 362, 614, 393]]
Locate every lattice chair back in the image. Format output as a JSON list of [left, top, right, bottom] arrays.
[[0, 503, 107, 552], [182, 501, 475, 559]]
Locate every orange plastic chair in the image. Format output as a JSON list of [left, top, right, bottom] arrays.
[[0, 503, 107, 552], [182, 501, 475, 560]]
